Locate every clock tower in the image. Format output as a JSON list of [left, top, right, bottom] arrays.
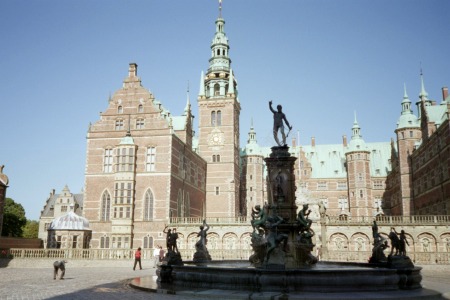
[[197, 4, 241, 218]]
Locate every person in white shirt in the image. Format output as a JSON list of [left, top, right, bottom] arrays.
[[153, 246, 160, 267]]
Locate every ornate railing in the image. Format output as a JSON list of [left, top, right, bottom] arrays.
[[327, 250, 450, 264], [169, 216, 248, 225], [326, 215, 450, 225], [3, 248, 449, 264], [5, 248, 253, 261], [168, 215, 450, 226]]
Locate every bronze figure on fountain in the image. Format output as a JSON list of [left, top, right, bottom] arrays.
[[193, 219, 212, 263]]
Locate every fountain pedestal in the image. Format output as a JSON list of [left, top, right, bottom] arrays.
[[249, 146, 317, 269]]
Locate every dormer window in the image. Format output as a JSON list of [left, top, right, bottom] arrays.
[[115, 119, 124, 130], [118, 106, 123, 114]]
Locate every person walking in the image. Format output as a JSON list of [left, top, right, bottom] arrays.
[[153, 246, 160, 268], [159, 246, 165, 262], [133, 247, 142, 270], [53, 260, 67, 280]]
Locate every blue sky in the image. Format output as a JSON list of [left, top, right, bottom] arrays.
[[1, 0, 449, 221]]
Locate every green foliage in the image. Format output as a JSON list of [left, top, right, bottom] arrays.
[[1, 198, 27, 237], [22, 220, 39, 238]]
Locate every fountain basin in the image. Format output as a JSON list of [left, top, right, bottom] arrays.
[[168, 261, 417, 293]]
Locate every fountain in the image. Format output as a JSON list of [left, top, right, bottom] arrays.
[[130, 101, 442, 299]]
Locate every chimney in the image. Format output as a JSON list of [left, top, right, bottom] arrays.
[[128, 63, 137, 78], [311, 137, 316, 147], [292, 138, 296, 148], [443, 87, 448, 101], [343, 135, 348, 147]]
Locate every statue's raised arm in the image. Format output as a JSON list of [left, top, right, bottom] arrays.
[[269, 100, 292, 147]]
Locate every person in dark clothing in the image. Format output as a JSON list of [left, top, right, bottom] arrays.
[[133, 247, 142, 270], [53, 260, 67, 280]]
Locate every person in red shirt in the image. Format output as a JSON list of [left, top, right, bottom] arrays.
[[133, 247, 142, 270]]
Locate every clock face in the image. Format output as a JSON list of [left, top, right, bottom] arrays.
[[209, 132, 223, 146]]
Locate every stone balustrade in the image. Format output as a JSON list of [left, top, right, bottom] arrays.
[[4, 248, 449, 265], [169, 216, 248, 225], [326, 215, 450, 225]]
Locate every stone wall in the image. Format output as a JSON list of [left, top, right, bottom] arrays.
[[0, 237, 43, 249]]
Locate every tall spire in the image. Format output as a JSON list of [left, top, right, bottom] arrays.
[[219, 0, 222, 18], [351, 111, 361, 139], [401, 83, 412, 114], [209, 5, 230, 73], [184, 81, 191, 114], [419, 68, 428, 100], [247, 118, 257, 144]]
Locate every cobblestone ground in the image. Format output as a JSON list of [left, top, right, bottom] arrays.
[[0, 267, 173, 300], [0, 265, 449, 299]]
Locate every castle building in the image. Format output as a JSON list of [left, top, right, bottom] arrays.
[[38, 4, 450, 256], [38, 185, 84, 247]]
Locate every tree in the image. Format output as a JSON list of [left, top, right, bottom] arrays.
[[1, 198, 26, 237], [22, 220, 39, 238]]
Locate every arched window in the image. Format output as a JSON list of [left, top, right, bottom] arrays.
[[143, 236, 154, 249], [138, 104, 143, 113], [211, 111, 216, 126], [100, 236, 110, 248], [225, 84, 229, 94], [118, 106, 123, 114], [101, 191, 111, 221], [217, 155, 221, 162], [217, 111, 222, 126], [144, 189, 154, 221], [214, 83, 220, 96]]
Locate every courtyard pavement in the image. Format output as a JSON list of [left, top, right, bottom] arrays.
[[0, 264, 449, 299]]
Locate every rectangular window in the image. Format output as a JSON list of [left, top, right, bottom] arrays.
[[115, 182, 134, 205], [126, 207, 131, 218], [215, 186, 220, 195], [318, 181, 327, 190], [115, 119, 124, 130], [136, 119, 144, 129], [72, 236, 78, 249], [61, 205, 67, 212], [116, 147, 135, 172], [103, 149, 113, 173], [337, 181, 347, 190], [146, 147, 156, 171], [373, 180, 383, 189]]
